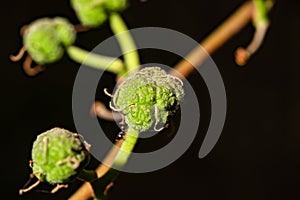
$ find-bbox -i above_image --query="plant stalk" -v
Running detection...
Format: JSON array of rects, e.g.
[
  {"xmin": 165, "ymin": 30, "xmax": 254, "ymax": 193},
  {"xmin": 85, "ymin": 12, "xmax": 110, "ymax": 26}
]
[
  {"xmin": 109, "ymin": 13, "xmax": 140, "ymax": 77},
  {"xmin": 66, "ymin": 45, "xmax": 125, "ymax": 74},
  {"xmin": 69, "ymin": 128, "xmax": 139, "ymax": 200}
]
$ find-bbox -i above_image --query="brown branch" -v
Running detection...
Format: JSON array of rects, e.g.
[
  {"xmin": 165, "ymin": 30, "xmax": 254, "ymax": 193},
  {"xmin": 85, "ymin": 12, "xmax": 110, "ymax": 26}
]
[
  {"xmin": 90, "ymin": 101, "xmax": 122, "ymax": 121},
  {"xmin": 169, "ymin": 1, "xmax": 254, "ymax": 78},
  {"xmin": 68, "ymin": 139, "xmax": 124, "ymax": 200},
  {"xmin": 69, "ymin": 1, "xmax": 268, "ymax": 199}
]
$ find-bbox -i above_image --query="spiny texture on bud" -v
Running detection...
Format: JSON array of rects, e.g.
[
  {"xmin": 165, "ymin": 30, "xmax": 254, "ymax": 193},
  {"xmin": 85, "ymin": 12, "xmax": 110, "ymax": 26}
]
[
  {"xmin": 103, "ymin": 0, "xmax": 128, "ymax": 11},
  {"xmin": 31, "ymin": 128, "xmax": 90, "ymax": 184},
  {"xmin": 112, "ymin": 67, "xmax": 184, "ymax": 131},
  {"xmin": 23, "ymin": 17, "xmax": 76, "ymax": 64},
  {"xmin": 71, "ymin": 0, "xmax": 128, "ymax": 27}
]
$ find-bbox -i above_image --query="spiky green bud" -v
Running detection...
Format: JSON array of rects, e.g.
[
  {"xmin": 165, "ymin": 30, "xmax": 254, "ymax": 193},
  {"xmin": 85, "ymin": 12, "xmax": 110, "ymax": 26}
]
[
  {"xmin": 70, "ymin": 0, "xmax": 128, "ymax": 27},
  {"xmin": 31, "ymin": 128, "xmax": 90, "ymax": 184},
  {"xmin": 112, "ymin": 67, "xmax": 184, "ymax": 131},
  {"xmin": 23, "ymin": 17, "xmax": 76, "ymax": 64}
]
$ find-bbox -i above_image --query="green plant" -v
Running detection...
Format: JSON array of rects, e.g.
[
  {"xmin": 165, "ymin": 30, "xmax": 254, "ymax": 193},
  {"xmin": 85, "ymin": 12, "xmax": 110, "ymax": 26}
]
[{"xmin": 12, "ymin": 0, "xmax": 274, "ymax": 199}]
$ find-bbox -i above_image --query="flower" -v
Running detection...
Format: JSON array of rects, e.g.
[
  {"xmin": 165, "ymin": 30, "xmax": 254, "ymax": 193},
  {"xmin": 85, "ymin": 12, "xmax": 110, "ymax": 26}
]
[
  {"xmin": 31, "ymin": 127, "xmax": 90, "ymax": 184},
  {"xmin": 111, "ymin": 67, "xmax": 184, "ymax": 131},
  {"xmin": 23, "ymin": 17, "xmax": 76, "ymax": 65}
]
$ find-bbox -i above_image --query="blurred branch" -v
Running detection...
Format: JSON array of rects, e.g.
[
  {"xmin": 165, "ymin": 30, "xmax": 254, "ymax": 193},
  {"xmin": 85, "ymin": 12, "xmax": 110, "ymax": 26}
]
[
  {"xmin": 90, "ymin": 101, "xmax": 122, "ymax": 122},
  {"xmin": 69, "ymin": 132, "xmax": 133, "ymax": 200},
  {"xmin": 170, "ymin": 1, "xmax": 254, "ymax": 77}
]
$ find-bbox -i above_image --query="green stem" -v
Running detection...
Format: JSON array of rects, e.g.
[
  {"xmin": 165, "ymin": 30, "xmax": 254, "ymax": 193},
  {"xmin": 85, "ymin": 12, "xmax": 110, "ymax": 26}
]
[
  {"xmin": 253, "ymin": 0, "xmax": 269, "ymax": 27},
  {"xmin": 66, "ymin": 45, "xmax": 125, "ymax": 74},
  {"xmin": 109, "ymin": 13, "xmax": 140, "ymax": 77},
  {"xmin": 90, "ymin": 128, "xmax": 139, "ymax": 200},
  {"xmin": 113, "ymin": 127, "xmax": 139, "ymax": 168}
]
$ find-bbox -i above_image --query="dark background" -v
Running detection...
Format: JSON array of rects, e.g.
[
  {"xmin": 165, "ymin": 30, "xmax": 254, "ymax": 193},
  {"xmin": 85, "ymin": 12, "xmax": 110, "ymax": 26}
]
[{"xmin": 1, "ymin": 0, "xmax": 300, "ymax": 199}]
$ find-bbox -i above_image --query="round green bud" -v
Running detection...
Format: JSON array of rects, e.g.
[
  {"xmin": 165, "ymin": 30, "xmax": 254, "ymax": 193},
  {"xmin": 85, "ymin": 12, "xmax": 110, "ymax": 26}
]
[
  {"xmin": 71, "ymin": 0, "xmax": 107, "ymax": 27},
  {"xmin": 31, "ymin": 127, "xmax": 90, "ymax": 184},
  {"xmin": 23, "ymin": 18, "xmax": 64, "ymax": 64},
  {"xmin": 113, "ymin": 67, "xmax": 184, "ymax": 131},
  {"xmin": 23, "ymin": 17, "xmax": 76, "ymax": 65},
  {"xmin": 70, "ymin": 0, "xmax": 128, "ymax": 28},
  {"xmin": 53, "ymin": 17, "xmax": 76, "ymax": 47}
]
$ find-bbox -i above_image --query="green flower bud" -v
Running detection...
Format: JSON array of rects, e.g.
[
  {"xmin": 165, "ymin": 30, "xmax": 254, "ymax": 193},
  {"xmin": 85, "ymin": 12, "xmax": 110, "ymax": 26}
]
[
  {"xmin": 31, "ymin": 127, "xmax": 90, "ymax": 184},
  {"xmin": 70, "ymin": 0, "xmax": 128, "ymax": 28},
  {"xmin": 112, "ymin": 67, "xmax": 184, "ymax": 131},
  {"xmin": 53, "ymin": 17, "xmax": 76, "ymax": 46},
  {"xmin": 23, "ymin": 17, "xmax": 76, "ymax": 64}
]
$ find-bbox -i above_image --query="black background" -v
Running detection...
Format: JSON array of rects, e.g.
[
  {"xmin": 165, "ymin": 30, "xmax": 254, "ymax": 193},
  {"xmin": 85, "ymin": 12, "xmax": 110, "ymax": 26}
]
[{"xmin": 2, "ymin": 0, "xmax": 300, "ymax": 199}]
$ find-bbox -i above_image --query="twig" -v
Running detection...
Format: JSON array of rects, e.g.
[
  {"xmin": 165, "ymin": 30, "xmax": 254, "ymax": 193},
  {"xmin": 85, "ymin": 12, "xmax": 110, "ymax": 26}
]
[
  {"xmin": 235, "ymin": 0, "xmax": 272, "ymax": 66},
  {"xmin": 68, "ymin": 139, "xmax": 124, "ymax": 200},
  {"xmin": 169, "ymin": 1, "xmax": 254, "ymax": 78}
]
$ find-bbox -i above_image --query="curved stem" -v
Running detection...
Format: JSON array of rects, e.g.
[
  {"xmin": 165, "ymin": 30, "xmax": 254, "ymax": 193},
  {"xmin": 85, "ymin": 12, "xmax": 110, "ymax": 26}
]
[
  {"xmin": 234, "ymin": 0, "xmax": 271, "ymax": 66},
  {"xmin": 92, "ymin": 128, "xmax": 139, "ymax": 200},
  {"xmin": 234, "ymin": 24, "xmax": 269, "ymax": 66},
  {"xmin": 69, "ymin": 128, "xmax": 139, "ymax": 200},
  {"xmin": 23, "ymin": 55, "xmax": 46, "ymax": 76},
  {"xmin": 66, "ymin": 46, "xmax": 125, "ymax": 74},
  {"xmin": 112, "ymin": 127, "xmax": 139, "ymax": 168},
  {"xmin": 10, "ymin": 46, "xmax": 27, "ymax": 62},
  {"xmin": 109, "ymin": 13, "xmax": 140, "ymax": 77}
]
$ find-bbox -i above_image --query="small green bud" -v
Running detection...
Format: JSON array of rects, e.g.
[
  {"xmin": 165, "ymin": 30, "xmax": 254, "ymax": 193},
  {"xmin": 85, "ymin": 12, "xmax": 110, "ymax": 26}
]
[
  {"xmin": 70, "ymin": 0, "xmax": 128, "ymax": 28},
  {"xmin": 112, "ymin": 67, "xmax": 184, "ymax": 131},
  {"xmin": 53, "ymin": 17, "xmax": 76, "ymax": 46},
  {"xmin": 23, "ymin": 17, "xmax": 76, "ymax": 64},
  {"xmin": 74, "ymin": 3, "xmax": 107, "ymax": 28},
  {"xmin": 31, "ymin": 127, "xmax": 90, "ymax": 184}
]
